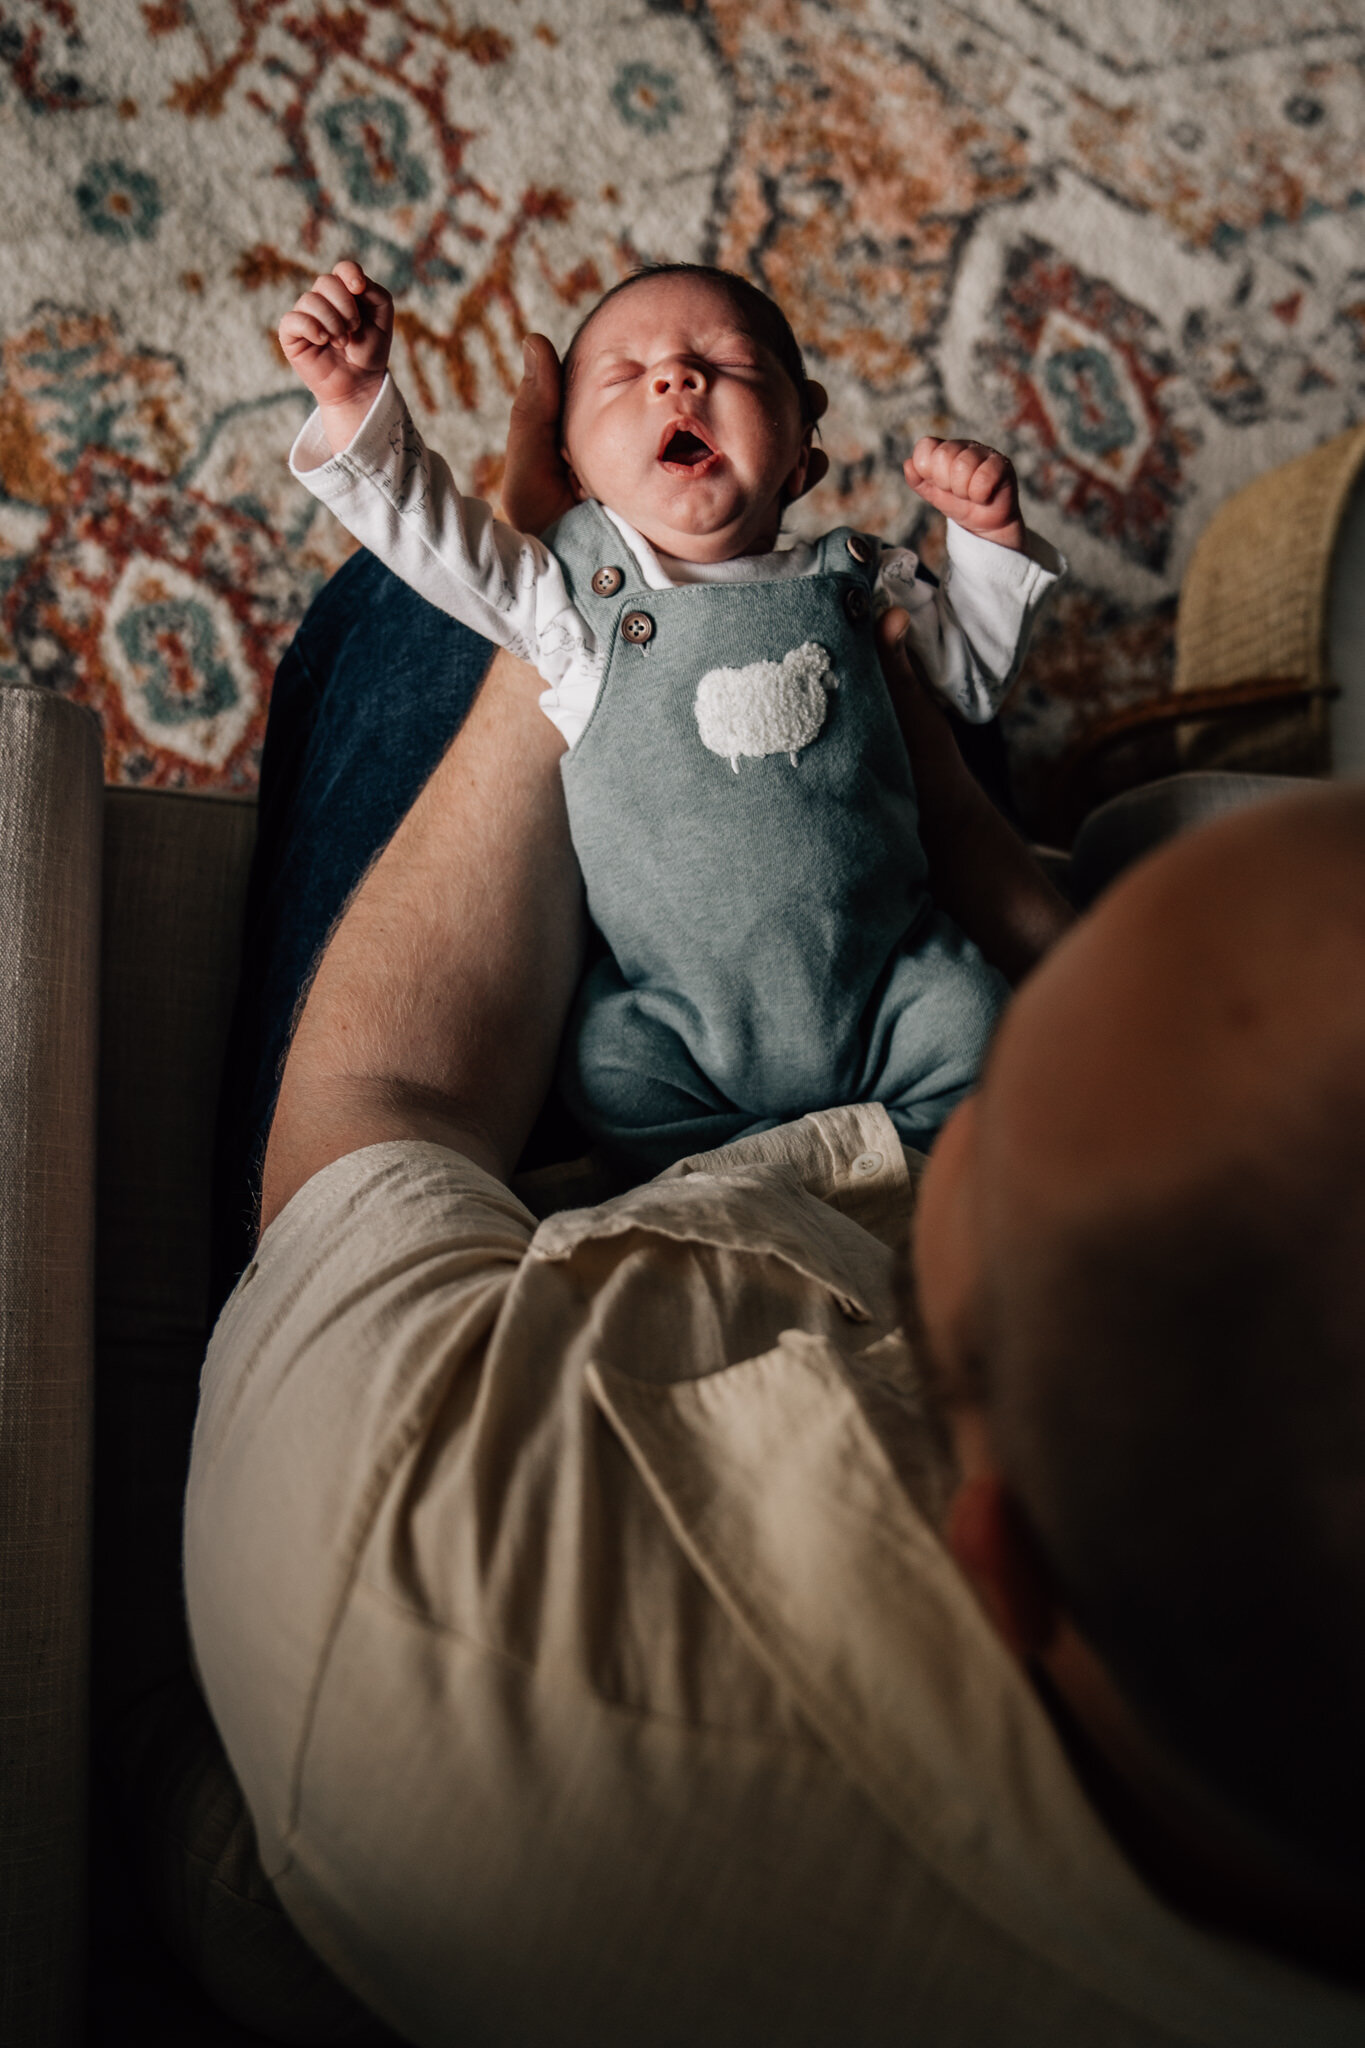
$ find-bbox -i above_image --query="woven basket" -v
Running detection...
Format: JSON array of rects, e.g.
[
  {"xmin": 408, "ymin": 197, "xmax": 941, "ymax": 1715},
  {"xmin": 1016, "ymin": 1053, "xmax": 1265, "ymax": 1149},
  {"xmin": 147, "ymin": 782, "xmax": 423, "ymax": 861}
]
[{"xmin": 1173, "ymin": 422, "xmax": 1365, "ymax": 773}]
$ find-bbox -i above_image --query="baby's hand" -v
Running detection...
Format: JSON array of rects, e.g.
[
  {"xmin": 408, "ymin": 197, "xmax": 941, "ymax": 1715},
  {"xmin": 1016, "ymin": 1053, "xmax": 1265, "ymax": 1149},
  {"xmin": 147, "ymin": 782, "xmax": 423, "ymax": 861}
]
[
  {"xmin": 280, "ymin": 258, "xmax": 394, "ymax": 450},
  {"xmin": 903, "ymin": 438, "xmax": 1025, "ymax": 553}
]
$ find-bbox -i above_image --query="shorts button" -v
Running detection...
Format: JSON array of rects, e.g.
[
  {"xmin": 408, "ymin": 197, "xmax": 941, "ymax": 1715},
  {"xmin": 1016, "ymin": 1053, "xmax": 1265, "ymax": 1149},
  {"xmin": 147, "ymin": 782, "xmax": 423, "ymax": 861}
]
[
  {"xmin": 621, "ymin": 610, "xmax": 655, "ymax": 645},
  {"xmin": 591, "ymin": 565, "xmax": 624, "ymax": 597},
  {"xmin": 845, "ymin": 534, "xmax": 872, "ymax": 564},
  {"xmin": 844, "ymin": 585, "xmax": 869, "ymax": 625},
  {"xmin": 851, "ymin": 1150, "xmax": 884, "ymax": 1179}
]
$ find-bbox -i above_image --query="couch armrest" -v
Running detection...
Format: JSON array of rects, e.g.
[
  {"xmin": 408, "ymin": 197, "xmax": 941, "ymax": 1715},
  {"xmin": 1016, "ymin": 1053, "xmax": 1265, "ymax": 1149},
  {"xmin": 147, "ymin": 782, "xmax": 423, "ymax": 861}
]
[{"xmin": 0, "ymin": 682, "xmax": 103, "ymax": 2047}]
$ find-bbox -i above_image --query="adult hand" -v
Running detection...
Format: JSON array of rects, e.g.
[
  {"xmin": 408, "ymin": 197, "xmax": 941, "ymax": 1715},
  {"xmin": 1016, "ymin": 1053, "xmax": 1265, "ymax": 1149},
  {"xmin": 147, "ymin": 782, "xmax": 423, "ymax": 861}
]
[
  {"xmin": 498, "ymin": 334, "xmax": 833, "ymax": 532},
  {"xmin": 498, "ymin": 335, "xmax": 577, "ymax": 533},
  {"xmin": 877, "ymin": 609, "xmax": 1073, "ymax": 982}
]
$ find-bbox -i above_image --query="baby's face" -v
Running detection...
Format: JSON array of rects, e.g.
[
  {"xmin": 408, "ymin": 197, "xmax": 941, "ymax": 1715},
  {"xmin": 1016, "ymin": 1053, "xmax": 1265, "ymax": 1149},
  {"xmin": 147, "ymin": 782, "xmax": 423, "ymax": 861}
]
[{"xmin": 560, "ymin": 274, "xmax": 812, "ymax": 563}]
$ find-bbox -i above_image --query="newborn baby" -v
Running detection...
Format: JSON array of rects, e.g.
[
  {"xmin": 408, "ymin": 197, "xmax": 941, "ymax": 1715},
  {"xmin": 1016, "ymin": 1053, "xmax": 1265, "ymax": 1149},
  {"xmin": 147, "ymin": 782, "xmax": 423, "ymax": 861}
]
[{"xmin": 282, "ymin": 259, "xmax": 1063, "ymax": 1169}]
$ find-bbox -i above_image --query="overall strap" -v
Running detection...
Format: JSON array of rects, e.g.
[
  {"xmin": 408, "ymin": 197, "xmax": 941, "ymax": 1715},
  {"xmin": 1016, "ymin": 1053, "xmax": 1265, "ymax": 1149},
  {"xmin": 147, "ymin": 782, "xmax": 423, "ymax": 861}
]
[
  {"xmin": 546, "ymin": 506, "xmax": 880, "ymax": 607},
  {"xmin": 541, "ymin": 500, "xmax": 652, "ymax": 627},
  {"xmin": 812, "ymin": 526, "xmax": 880, "ymax": 588}
]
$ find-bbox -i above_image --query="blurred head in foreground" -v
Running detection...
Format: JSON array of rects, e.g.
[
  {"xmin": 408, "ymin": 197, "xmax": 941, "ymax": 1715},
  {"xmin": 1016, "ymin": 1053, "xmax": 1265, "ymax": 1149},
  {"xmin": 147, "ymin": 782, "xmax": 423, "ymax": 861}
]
[{"xmin": 915, "ymin": 783, "xmax": 1365, "ymax": 1971}]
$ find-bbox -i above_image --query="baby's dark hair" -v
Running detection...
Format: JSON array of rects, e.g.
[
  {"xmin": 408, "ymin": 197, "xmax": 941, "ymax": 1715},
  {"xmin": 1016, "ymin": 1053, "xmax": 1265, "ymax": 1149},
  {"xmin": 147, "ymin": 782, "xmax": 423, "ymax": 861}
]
[{"xmin": 558, "ymin": 262, "xmax": 816, "ymax": 440}]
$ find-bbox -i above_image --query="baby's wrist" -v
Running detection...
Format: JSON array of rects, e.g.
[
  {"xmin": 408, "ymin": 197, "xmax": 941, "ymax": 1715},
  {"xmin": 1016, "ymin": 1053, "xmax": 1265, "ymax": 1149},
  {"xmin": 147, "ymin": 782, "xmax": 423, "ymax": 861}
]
[
  {"xmin": 950, "ymin": 513, "xmax": 1027, "ymax": 554},
  {"xmin": 316, "ymin": 374, "xmax": 387, "ymax": 457}
]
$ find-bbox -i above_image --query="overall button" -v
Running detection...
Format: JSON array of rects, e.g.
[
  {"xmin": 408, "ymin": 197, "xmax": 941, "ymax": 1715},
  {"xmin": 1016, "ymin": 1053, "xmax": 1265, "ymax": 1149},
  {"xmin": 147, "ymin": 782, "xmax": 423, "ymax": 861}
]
[
  {"xmin": 621, "ymin": 610, "xmax": 655, "ymax": 645},
  {"xmin": 845, "ymin": 533, "xmax": 872, "ymax": 564},
  {"xmin": 844, "ymin": 584, "xmax": 869, "ymax": 625},
  {"xmin": 851, "ymin": 1150, "xmax": 884, "ymax": 1179},
  {"xmin": 591, "ymin": 565, "xmax": 624, "ymax": 597}
]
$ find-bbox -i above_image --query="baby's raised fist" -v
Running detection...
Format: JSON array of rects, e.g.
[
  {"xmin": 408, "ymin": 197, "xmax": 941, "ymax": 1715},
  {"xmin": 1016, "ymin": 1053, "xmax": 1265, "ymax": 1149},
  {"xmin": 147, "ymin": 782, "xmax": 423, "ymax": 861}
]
[
  {"xmin": 903, "ymin": 436, "xmax": 1025, "ymax": 553},
  {"xmin": 279, "ymin": 258, "xmax": 394, "ymax": 420}
]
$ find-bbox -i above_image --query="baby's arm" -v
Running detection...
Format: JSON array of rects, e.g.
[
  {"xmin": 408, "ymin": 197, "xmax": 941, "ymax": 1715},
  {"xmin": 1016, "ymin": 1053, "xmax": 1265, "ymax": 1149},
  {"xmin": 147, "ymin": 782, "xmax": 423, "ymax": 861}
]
[
  {"xmin": 281, "ymin": 262, "xmax": 588, "ymax": 680},
  {"xmin": 885, "ymin": 438, "xmax": 1063, "ymax": 724}
]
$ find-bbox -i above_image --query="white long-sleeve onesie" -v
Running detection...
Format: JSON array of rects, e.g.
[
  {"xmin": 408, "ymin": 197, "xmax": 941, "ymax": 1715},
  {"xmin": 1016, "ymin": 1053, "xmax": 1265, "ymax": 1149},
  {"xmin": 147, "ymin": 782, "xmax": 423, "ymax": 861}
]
[{"xmin": 290, "ymin": 376, "xmax": 1063, "ymax": 747}]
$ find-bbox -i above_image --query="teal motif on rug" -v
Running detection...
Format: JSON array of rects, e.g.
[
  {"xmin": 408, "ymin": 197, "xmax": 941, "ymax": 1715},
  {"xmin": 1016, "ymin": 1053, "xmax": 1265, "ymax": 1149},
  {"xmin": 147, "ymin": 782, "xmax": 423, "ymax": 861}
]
[
  {"xmin": 611, "ymin": 64, "xmax": 683, "ymax": 135},
  {"xmin": 1042, "ymin": 349, "xmax": 1139, "ymax": 464},
  {"xmin": 112, "ymin": 598, "xmax": 241, "ymax": 727},
  {"xmin": 319, "ymin": 98, "xmax": 432, "ymax": 210},
  {"xmin": 75, "ymin": 161, "xmax": 161, "ymax": 242}
]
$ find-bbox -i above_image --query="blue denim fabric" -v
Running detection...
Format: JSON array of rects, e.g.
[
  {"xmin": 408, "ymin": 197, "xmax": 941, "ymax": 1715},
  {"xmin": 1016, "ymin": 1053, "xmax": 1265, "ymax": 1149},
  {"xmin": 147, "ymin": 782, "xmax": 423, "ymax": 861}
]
[{"xmin": 210, "ymin": 551, "xmax": 495, "ymax": 1314}]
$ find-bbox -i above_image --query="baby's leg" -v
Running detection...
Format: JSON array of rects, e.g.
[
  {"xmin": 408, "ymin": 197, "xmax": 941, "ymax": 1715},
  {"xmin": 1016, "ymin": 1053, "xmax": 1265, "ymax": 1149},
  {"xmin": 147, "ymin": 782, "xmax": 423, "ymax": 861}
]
[
  {"xmin": 560, "ymin": 957, "xmax": 760, "ymax": 1174},
  {"xmin": 859, "ymin": 913, "xmax": 1009, "ymax": 1151}
]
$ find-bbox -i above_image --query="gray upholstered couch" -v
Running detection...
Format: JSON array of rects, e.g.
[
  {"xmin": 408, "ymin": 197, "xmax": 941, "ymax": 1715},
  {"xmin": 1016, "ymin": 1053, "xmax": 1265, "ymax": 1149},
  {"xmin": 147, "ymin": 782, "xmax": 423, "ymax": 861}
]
[{"xmin": 0, "ymin": 682, "xmax": 399, "ymax": 2046}]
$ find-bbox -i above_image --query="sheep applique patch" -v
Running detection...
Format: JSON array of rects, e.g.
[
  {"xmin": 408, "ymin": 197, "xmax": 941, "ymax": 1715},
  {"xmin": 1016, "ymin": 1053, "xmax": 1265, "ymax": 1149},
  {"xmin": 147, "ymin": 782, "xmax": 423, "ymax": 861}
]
[{"xmin": 693, "ymin": 642, "xmax": 838, "ymax": 772}]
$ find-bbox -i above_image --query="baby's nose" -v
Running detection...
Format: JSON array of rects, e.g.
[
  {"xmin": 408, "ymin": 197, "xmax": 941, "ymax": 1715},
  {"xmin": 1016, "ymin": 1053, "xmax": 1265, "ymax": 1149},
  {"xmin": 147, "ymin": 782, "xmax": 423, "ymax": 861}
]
[{"xmin": 650, "ymin": 356, "xmax": 708, "ymax": 396}]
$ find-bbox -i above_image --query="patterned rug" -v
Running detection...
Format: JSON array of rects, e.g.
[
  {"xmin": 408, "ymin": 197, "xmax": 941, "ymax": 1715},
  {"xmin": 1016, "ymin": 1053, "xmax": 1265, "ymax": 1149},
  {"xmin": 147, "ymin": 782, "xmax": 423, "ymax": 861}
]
[{"xmin": 2, "ymin": 0, "xmax": 1362, "ymax": 827}]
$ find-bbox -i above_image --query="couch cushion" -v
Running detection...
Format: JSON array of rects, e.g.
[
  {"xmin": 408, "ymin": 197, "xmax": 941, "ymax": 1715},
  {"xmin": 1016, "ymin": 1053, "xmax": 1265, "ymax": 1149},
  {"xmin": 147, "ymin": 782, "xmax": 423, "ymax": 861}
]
[
  {"xmin": 94, "ymin": 787, "xmax": 257, "ymax": 1729},
  {"xmin": 0, "ymin": 683, "xmax": 103, "ymax": 2048},
  {"xmin": 93, "ymin": 786, "xmax": 396, "ymax": 2043}
]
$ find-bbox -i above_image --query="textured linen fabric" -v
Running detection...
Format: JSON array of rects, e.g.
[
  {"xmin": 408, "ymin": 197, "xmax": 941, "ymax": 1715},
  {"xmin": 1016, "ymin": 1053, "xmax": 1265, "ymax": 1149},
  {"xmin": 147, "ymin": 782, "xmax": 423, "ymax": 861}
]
[
  {"xmin": 0, "ymin": 683, "xmax": 102, "ymax": 2048},
  {"xmin": 186, "ymin": 1107, "xmax": 1365, "ymax": 2048}
]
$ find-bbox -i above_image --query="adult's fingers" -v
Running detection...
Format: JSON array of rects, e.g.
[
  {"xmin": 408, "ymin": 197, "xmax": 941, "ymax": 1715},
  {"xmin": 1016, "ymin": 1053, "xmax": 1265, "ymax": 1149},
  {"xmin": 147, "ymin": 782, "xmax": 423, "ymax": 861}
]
[
  {"xmin": 875, "ymin": 606, "xmax": 966, "ymax": 813},
  {"xmin": 876, "ymin": 605, "xmax": 928, "ymax": 687},
  {"xmin": 499, "ymin": 333, "xmax": 576, "ymax": 531},
  {"xmin": 510, "ymin": 333, "xmax": 562, "ymax": 434},
  {"xmin": 875, "ymin": 609, "xmax": 959, "ymax": 790}
]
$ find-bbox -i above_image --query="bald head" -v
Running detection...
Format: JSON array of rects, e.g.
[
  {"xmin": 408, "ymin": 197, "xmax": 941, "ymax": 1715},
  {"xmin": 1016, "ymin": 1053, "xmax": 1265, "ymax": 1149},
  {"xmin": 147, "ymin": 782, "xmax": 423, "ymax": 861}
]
[{"xmin": 918, "ymin": 783, "xmax": 1365, "ymax": 1890}]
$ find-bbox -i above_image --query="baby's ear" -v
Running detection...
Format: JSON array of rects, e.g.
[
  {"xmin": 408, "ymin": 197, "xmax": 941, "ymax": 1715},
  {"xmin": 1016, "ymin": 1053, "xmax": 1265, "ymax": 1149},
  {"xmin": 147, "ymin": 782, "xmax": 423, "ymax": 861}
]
[
  {"xmin": 793, "ymin": 382, "xmax": 830, "ymax": 501},
  {"xmin": 561, "ymin": 449, "xmax": 588, "ymax": 505},
  {"xmin": 784, "ymin": 427, "xmax": 826, "ymax": 505}
]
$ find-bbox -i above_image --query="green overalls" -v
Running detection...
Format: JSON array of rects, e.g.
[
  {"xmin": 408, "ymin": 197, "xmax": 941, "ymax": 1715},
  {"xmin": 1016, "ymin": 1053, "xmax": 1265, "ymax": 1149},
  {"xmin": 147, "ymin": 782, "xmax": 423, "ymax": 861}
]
[{"xmin": 548, "ymin": 501, "xmax": 1007, "ymax": 1171}]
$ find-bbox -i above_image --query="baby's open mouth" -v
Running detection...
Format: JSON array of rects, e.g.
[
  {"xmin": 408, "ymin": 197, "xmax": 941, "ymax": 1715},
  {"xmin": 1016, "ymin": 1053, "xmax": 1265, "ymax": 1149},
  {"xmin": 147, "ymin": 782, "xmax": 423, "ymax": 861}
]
[{"xmin": 659, "ymin": 423, "xmax": 718, "ymax": 470}]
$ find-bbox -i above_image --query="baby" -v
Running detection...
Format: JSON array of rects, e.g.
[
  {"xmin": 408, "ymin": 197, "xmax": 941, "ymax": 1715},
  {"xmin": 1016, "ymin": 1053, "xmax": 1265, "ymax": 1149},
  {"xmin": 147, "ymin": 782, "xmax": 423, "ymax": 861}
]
[{"xmin": 282, "ymin": 258, "xmax": 1063, "ymax": 1169}]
